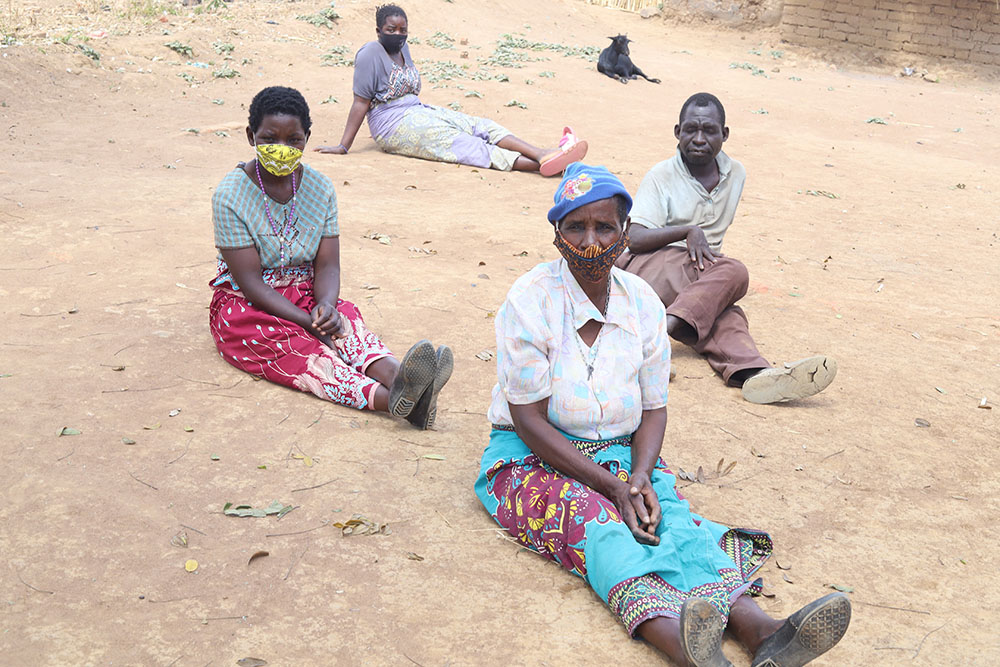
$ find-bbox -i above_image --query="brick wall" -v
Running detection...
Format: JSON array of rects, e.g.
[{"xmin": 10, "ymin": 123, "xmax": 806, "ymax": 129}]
[{"xmin": 780, "ymin": 0, "xmax": 1000, "ymax": 66}]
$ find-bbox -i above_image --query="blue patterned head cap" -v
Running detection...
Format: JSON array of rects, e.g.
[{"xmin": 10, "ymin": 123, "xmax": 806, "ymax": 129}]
[{"xmin": 547, "ymin": 162, "xmax": 633, "ymax": 224}]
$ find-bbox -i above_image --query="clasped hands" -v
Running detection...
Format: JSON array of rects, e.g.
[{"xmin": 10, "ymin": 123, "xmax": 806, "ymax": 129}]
[
  {"xmin": 607, "ymin": 472, "xmax": 662, "ymax": 546},
  {"xmin": 310, "ymin": 301, "xmax": 348, "ymax": 345}
]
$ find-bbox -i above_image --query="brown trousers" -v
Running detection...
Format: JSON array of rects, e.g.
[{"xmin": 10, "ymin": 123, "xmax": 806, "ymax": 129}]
[{"xmin": 616, "ymin": 246, "xmax": 769, "ymax": 384}]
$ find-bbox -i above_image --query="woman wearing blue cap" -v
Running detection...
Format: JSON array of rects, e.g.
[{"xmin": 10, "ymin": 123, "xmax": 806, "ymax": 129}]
[{"xmin": 474, "ymin": 163, "xmax": 850, "ymax": 666}]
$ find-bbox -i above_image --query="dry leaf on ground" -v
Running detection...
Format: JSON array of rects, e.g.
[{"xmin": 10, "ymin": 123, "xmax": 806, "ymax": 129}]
[
  {"xmin": 224, "ymin": 500, "xmax": 294, "ymax": 518},
  {"xmin": 247, "ymin": 550, "xmax": 269, "ymax": 566},
  {"xmin": 333, "ymin": 514, "xmax": 390, "ymax": 536}
]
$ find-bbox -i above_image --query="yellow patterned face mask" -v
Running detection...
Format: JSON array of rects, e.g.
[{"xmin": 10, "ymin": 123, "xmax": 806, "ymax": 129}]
[{"xmin": 254, "ymin": 143, "xmax": 303, "ymax": 177}]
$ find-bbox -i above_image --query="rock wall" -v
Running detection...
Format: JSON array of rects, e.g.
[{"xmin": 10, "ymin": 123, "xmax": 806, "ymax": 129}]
[
  {"xmin": 779, "ymin": 0, "xmax": 1000, "ymax": 65},
  {"xmin": 654, "ymin": 0, "xmax": 785, "ymax": 26}
]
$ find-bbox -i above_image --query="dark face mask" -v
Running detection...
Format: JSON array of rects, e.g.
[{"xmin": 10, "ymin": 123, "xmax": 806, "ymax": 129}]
[
  {"xmin": 378, "ymin": 33, "xmax": 407, "ymax": 54},
  {"xmin": 553, "ymin": 225, "xmax": 629, "ymax": 285}
]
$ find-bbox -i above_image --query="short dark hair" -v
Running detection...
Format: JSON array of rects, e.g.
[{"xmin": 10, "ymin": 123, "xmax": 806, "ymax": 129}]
[
  {"xmin": 376, "ymin": 4, "xmax": 407, "ymax": 29},
  {"xmin": 679, "ymin": 92, "xmax": 725, "ymax": 127},
  {"xmin": 248, "ymin": 86, "xmax": 312, "ymax": 134}
]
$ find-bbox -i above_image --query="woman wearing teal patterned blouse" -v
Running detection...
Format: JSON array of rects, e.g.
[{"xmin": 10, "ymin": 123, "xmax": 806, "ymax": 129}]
[
  {"xmin": 314, "ymin": 4, "xmax": 587, "ymax": 176},
  {"xmin": 209, "ymin": 86, "xmax": 451, "ymax": 428},
  {"xmin": 475, "ymin": 163, "xmax": 851, "ymax": 666}
]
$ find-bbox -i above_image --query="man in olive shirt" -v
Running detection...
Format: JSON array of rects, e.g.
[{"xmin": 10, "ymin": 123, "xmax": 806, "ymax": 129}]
[{"xmin": 617, "ymin": 92, "xmax": 836, "ymax": 404}]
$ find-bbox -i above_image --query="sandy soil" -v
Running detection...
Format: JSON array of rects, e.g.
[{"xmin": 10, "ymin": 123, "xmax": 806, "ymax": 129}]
[{"xmin": 1, "ymin": 0, "xmax": 999, "ymax": 664}]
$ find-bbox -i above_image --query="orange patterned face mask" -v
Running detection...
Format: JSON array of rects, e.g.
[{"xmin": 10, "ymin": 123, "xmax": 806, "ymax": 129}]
[
  {"xmin": 553, "ymin": 225, "xmax": 629, "ymax": 284},
  {"xmin": 254, "ymin": 142, "xmax": 303, "ymax": 177}
]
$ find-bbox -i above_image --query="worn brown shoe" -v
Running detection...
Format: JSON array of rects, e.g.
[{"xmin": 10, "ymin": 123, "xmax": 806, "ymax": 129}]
[
  {"xmin": 406, "ymin": 345, "xmax": 453, "ymax": 430},
  {"xmin": 741, "ymin": 356, "xmax": 837, "ymax": 405},
  {"xmin": 751, "ymin": 592, "xmax": 851, "ymax": 666},
  {"xmin": 680, "ymin": 598, "xmax": 732, "ymax": 667},
  {"xmin": 388, "ymin": 340, "xmax": 436, "ymax": 418}
]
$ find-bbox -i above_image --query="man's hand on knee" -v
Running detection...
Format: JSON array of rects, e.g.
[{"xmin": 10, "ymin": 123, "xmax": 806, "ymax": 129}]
[{"xmin": 685, "ymin": 227, "xmax": 720, "ymax": 270}]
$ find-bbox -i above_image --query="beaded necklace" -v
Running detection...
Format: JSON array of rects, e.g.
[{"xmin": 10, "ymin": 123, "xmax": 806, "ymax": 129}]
[
  {"xmin": 254, "ymin": 159, "xmax": 298, "ymax": 268},
  {"xmin": 568, "ymin": 276, "xmax": 613, "ymax": 381}
]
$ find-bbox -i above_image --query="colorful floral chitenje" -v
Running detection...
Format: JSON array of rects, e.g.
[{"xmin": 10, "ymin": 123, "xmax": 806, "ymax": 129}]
[{"xmin": 476, "ymin": 428, "xmax": 772, "ymax": 636}]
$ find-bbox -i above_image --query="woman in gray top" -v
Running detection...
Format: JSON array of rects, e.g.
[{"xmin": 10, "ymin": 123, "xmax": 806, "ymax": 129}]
[{"xmin": 314, "ymin": 4, "xmax": 587, "ymax": 176}]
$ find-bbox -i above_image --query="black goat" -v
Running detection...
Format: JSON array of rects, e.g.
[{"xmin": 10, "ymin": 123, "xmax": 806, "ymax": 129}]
[{"xmin": 597, "ymin": 34, "xmax": 660, "ymax": 84}]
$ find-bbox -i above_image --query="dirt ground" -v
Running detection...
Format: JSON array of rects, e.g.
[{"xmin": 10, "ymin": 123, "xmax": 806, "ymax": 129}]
[{"xmin": 1, "ymin": 0, "xmax": 998, "ymax": 664}]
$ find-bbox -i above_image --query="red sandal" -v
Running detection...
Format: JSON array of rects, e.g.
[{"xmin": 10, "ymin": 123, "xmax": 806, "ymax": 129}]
[{"xmin": 539, "ymin": 126, "xmax": 589, "ymax": 177}]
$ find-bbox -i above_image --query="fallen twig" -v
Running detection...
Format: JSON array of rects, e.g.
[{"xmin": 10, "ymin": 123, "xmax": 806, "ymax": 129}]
[
  {"xmin": 854, "ymin": 600, "xmax": 931, "ymax": 615},
  {"xmin": 167, "ymin": 439, "xmax": 192, "ymax": 465},
  {"xmin": 214, "ymin": 378, "xmax": 244, "ymax": 391},
  {"xmin": 821, "ymin": 448, "xmax": 845, "ymax": 461},
  {"xmin": 56, "ymin": 450, "xmax": 75, "ymax": 462},
  {"xmin": 717, "ymin": 425, "xmax": 741, "ymax": 440},
  {"xmin": 291, "ymin": 479, "xmax": 336, "ymax": 493},
  {"xmin": 874, "ymin": 622, "xmax": 946, "ymax": 657},
  {"xmin": 101, "ymin": 383, "xmax": 182, "ymax": 394},
  {"xmin": 17, "ymin": 570, "xmax": 54, "ymax": 595},
  {"xmin": 718, "ymin": 470, "xmax": 764, "ymax": 489},
  {"xmin": 913, "ymin": 623, "xmax": 946, "ymax": 659},
  {"xmin": 465, "ymin": 299, "xmax": 492, "ymax": 312},
  {"xmin": 176, "ymin": 375, "xmax": 220, "ymax": 387},
  {"xmin": 495, "ymin": 529, "xmax": 538, "ymax": 554},
  {"xmin": 399, "ymin": 437, "xmax": 454, "ymax": 450},
  {"xmin": 180, "ymin": 524, "xmax": 207, "ymax": 536},
  {"xmin": 266, "ymin": 520, "xmax": 329, "ymax": 538},
  {"xmin": 128, "ymin": 471, "xmax": 158, "ymax": 490},
  {"xmin": 739, "ymin": 407, "xmax": 767, "ymax": 420},
  {"xmin": 284, "ymin": 542, "xmax": 311, "ymax": 581},
  {"xmin": 401, "ymin": 652, "xmax": 426, "ymax": 667}
]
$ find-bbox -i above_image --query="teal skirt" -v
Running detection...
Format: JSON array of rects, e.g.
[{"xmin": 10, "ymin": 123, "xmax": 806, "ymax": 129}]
[{"xmin": 475, "ymin": 427, "xmax": 772, "ymax": 635}]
